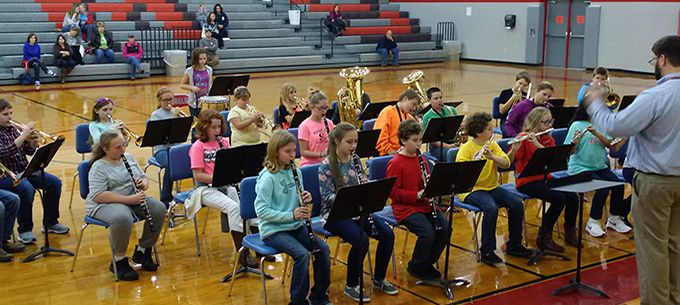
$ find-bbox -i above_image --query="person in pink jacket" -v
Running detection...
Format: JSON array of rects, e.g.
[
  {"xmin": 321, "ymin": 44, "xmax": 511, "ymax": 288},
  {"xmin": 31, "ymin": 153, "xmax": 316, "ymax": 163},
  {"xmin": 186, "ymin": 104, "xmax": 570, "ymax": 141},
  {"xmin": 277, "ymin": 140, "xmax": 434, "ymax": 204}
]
[{"xmin": 122, "ymin": 34, "xmax": 144, "ymax": 80}]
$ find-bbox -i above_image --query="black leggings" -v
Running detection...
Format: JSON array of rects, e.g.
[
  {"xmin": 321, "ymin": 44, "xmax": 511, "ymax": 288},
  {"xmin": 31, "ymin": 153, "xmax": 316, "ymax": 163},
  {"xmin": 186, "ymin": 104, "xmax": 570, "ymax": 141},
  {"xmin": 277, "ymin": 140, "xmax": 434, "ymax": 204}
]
[
  {"xmin": 27, "ymin": 58, "xmax": 49, "ymax": 81},
  {"xmin": 518, "ymin": 179, "xmax": 579, "ymax": 231}
]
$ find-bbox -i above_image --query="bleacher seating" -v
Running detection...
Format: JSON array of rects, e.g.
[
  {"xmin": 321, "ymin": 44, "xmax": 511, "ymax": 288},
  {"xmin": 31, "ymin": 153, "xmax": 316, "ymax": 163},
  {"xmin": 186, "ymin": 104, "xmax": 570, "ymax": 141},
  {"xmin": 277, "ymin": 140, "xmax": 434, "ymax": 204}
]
[{"xmin": 0, "ymin": 0, "xmax": 454, "ymax": 84}]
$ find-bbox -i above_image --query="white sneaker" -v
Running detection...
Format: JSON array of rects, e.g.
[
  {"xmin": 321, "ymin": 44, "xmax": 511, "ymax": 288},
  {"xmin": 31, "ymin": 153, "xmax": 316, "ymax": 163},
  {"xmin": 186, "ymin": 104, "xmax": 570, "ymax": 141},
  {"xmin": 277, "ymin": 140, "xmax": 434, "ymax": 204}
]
[
  {"xmin": 606, "ymin": 215, "xmax": 632, "ymax": 233},
  {"xmin": 47, "ymin": 70, "xmax": 57, "ymax": 77},
  {"xmin": 586, "ymin": 218, "xmax": 606, "ymax": 237}
]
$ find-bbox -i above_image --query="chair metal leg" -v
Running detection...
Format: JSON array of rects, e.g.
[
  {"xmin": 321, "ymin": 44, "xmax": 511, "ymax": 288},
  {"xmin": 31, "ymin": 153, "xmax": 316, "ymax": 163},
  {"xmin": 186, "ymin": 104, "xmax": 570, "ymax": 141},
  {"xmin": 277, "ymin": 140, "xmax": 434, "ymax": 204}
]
[
  {"xmin": 69, "ymin": 171, "xmax": 78, "ymax": 209},
  {"xmin": 156, "ymin": 168, "xmax": 162, "ymax": 199},
  {"xmin": 228, "ymin": 246, "xmax": 246, "ymax": 296},
  {"xmin": 391, "ymin": 251, "xmax": 397, "ymax": 278},
  {"xmin": 193, "ymin": 217, "xmax": 201, "ymax": 256},
  {"xmin": 160, "ymin": 202, "xmax": 177, "ymax": 246},
  {"xmin": 260, "ymin": 256, "xmax": 269, "ymax": 305},
  {"xmin": 281, "ymin": 255, "xmax": 290, "ymax": 285},
  {"xmin": 332, "ymin": 237, "xmax": 341, "ymax": 265},
  {"xmin": 70, "ymin": 223, "xmax": 88, "ymax": 272},
  {"xmin": 202, "ymin": 208, "xmax": 210, "ymax": 235},
  {"xmin": 108, "ymin": 228, "xmax": 119, "ymax": 281},
  {"xmin": 473, "ymin": 212, "xmax": 482, "ymax": 262},
  {"xmin": 522, "ymin": 200, "xmax": 529, "ymax": 247},
  {"xmin": 366, "ymin": 245, "xmax": 374, "ymax": 280},
  {"xmin": 401, "ymin": 227, "xmax": 411, "ymax": 254},
  {"xmin": 153, "ymin": 245, "xmax": 160, "ymax": 266}
]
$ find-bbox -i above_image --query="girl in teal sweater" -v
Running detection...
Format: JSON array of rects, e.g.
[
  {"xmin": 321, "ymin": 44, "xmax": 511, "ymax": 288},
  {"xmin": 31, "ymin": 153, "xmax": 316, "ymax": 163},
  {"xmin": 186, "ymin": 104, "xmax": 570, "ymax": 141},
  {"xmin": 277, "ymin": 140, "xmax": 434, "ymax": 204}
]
[{"xmin": 254, "ymin": 130, "xmax": 331, "ymax": 305}]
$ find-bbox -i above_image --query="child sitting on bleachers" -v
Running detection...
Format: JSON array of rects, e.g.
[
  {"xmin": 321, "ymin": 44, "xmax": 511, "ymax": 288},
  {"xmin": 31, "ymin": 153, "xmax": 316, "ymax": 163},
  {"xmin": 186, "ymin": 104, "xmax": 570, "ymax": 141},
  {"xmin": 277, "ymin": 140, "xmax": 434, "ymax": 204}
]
[{"xmin": 22, "ymin": 33, "xmax": 56, "ymax": 90}]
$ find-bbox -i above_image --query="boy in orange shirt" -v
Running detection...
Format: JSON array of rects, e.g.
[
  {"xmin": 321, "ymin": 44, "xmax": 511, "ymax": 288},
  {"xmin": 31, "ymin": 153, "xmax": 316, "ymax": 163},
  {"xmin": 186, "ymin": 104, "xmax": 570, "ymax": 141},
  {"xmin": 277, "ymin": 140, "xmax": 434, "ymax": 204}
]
[{"xmin": 374, "ymin": 89, "xmax": 419, "ymax": 155}]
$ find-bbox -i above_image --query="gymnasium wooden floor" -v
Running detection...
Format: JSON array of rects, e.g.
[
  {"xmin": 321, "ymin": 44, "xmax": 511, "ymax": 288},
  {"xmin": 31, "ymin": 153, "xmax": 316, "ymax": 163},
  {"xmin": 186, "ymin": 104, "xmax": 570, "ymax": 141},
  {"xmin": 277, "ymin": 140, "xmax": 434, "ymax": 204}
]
[{"xmin": 0, "ymin": 61, "xmax": 654, "ymax": 305}]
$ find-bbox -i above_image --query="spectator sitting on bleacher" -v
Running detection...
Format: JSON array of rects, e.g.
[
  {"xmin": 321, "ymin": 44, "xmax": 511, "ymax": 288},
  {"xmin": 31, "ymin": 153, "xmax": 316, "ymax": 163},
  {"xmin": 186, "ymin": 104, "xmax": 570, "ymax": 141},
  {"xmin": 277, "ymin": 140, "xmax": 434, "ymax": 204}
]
[
  {"xmin": 376, "ymin": 30, "xmax": 399, "ymax": 67},
  {"xmin": 65, "ymin": 26, "xmax": 84, "ymax": 65},
  {"xmin": 206, "ymin": 13, "xmax": 219, "ymax": 42},
  {"xmin": 196, "ymin": 4, "xmax": 209, "ymax": 30},
  {"xmin": 62, "ymin": 4, "xmax": 80, "ymax": 34},
  {"xmin": 53, "ymin": 34, "xmax": 77, "ymax": 84},
  {"xmin": 22, "ymin": 33, "xmax": 56, "ymax": 90},
  {"xmin": 199, "ymin": 29, "xmax": 219, "ymax": 68},
  {"xmin": 123, "ymin": 34, "xmax": 144, "ymax": 80},
  {"xmin": 91, "ymin": 22, "xmax": 115, "ymax": 64},
  {"xmin": 77, "ymin": 3, "xmax": 97, "ymax": 41},
  {"xmin": 213, "ymin": 4, "xmax": 230, "ymax": 48},
  {"xmin": 328, "ymin": 5, "xmax": 346, "ymax": 37}
]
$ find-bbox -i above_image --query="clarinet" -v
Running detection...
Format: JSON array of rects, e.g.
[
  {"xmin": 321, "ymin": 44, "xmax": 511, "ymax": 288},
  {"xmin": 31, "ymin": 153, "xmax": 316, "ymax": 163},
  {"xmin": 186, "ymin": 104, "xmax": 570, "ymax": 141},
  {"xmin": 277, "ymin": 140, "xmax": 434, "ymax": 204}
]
[
  {"xmin": 290, "ymin": 162, "xmax": 320, "ymax": 255},
  {"xmin": 415, "ymin": 150, "xmax": 442, "ymax": 231},
  {"xmin": 351, "ymin": 152, "xmax": 378, "ymax": 236},
  {"xmin": 121, "ymin": 154, "xmax": 155, "ymax": 230}
]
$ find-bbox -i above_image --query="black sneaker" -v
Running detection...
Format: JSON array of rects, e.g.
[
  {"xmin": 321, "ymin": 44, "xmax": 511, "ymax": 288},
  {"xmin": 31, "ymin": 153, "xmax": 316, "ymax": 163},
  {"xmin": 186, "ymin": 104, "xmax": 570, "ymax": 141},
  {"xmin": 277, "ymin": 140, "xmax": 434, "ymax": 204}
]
[
  {"xmin": 425, "ymin": 265, "xmax": 441, "ymax": 279},
  {"xmin": 109, "ymin": 258, "xmax": 139, "ymax": 281},
  {"xmin": 407, "ymin": 264, "xmax": 434, "ymax": 281},
  {"xmin": 481, "ymin": 251, "xmax": 504, "ymax": 266},
  {"xmin": 343, "ymin": 285, "xmax": 370, "ymax": 302},
  {"xmin": 373, "ymin": 278, "xmax": 399, "ymax": 295},
  {"xmin": 131, "ymin": 245, "xmax": 158, "ymax": 271},
  {"xmin": 0, "ymin": 248, "xmax": 13, "ymax": 262},
  {"xmin": 2, "ymin": 240, "xmax": 26, "ymax": 253},
  {"xmin": 505, "ymin": 244, "xmax": 534, "ymax": 258}
]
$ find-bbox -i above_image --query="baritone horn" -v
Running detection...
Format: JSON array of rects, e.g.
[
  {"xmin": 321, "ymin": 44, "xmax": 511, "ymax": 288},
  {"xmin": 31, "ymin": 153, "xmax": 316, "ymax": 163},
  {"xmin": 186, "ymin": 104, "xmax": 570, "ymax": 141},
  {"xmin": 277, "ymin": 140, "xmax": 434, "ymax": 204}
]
[
  {"xmin": 10, "ymin": 120, "xmax": 63, "ymax": 145},
  {"xmin": 107, "ymin": 115, "xmax": 143, "ymax": 146},
  {"xmin": 337, "ymin": 66, "xmax": 370, "ymax": 129},
  {"xmin": 402, "ymin": 70, "xmax": 429, "ymax": 118}
]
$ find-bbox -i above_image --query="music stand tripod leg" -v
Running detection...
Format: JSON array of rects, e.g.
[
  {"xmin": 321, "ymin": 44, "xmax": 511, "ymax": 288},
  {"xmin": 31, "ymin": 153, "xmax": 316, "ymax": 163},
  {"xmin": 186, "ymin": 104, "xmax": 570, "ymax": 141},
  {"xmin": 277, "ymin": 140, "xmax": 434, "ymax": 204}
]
[{"xmin": 220, "ymin": 220, "xmax": 274, "ymax": 283}]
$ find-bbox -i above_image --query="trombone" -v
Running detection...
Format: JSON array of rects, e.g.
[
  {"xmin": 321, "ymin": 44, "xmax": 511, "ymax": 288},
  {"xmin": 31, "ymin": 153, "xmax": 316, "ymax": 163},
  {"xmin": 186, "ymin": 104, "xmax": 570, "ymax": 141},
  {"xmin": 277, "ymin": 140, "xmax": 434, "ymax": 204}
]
[
  {"xmin": 107, "ymin": 115, "xmax": 143, "ymax": 147},
  {"xmin": 10, "ymin": 120, "xmax": 64, "ymax": 146},
  {"xmin": 604, "ymin": 78, "xmax": 621, "ymax": 108}
]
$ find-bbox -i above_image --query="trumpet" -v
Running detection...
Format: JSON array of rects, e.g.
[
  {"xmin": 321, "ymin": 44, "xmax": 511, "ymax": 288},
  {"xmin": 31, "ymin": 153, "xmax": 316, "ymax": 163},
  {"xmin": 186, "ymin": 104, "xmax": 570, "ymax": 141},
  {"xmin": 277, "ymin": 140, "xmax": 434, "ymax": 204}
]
[
  {"xmin": 508, "ymin": 128, "xmax": 554, "ymax": 145},
  {"xmin": 107, "ymin": 115, "xmax": 143, "ymax": 147},
  {"xmin": 247, "ymin": 105, "xmax": 274, "ymax": 137},
  {"xmin": 10, "ymin": 120, "xmax": 63, "ymax": 145},
  {"xmin": 473, "ymin": 133, "xmax": 500, "ymax": 160},
  {"xmin": 173, "ymin": 107, "xmax": 189, "ymax": 118},
  {"xmin": 294, "ymin": 96, "xmax": 309, "ymax": 111}
]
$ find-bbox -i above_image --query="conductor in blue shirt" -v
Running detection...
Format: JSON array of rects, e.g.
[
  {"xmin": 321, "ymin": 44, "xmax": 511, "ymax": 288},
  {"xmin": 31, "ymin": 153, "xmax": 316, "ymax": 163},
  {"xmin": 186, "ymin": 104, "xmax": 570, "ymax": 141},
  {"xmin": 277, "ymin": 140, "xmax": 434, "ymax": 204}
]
[
  {"xmin": 582, "ymin": 35, "xmax": 680, "ymax": 305},
  {"xmin": 376, "ymin": 30, "xmax": 399, "ymax": 67}
]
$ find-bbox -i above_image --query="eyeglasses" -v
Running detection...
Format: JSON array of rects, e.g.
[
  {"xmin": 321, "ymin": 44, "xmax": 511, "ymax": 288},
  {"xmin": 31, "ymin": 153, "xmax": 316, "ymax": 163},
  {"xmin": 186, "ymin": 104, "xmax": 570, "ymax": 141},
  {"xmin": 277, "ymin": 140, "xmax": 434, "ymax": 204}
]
[
  {"xmin": 540, "ymin": 118, "xmax": 554, "ymax": 125},
  {"xmin": 648, "ymin": 56, "xmax": 658, "ymax": 65},
  {"xmin": 161, "ymin": 98, "xmax": 174, "ymax": 103}
]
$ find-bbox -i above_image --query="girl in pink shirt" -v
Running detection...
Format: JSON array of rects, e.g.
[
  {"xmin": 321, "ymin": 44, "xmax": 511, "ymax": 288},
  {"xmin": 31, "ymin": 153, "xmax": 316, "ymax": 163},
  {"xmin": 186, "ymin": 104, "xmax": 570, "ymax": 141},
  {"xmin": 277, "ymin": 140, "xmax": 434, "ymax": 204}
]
[{"xmin": 298, "ymin": 90, "xmax": 334, "ymax": 166}]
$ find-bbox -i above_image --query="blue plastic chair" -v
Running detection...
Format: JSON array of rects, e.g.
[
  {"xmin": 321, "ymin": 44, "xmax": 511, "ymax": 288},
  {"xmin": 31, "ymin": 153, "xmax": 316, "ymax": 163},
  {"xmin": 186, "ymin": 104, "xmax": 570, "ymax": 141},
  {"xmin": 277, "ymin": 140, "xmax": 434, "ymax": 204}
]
[
  {"xmin": 219, "ymin": 110, "xmax": 233, "ymax": 139},
  {"xmin": 362, "ymin": 118, "xmax": 376, "ymax": 131},
  {"xmin": 140, "ymin": 120, "xmax": 167, "ymax": 197},
  {"xmin": 228, "ymin": 176, "xmax": 285, "ymax": 305},
  {"xmin": 287, "ymin": 128, "xmax": 301, "ymax": 158},
  {"xmin": 273, "ymin": 107, "xmax": 283, "ymax": 126},
  {"xmin": 492, "ymin": 96, "xmax": 501, "ymax": 125},
  {"xmin": 446, "ymin": 147, "xmax": 459, "ymax": 162},
  {"xmin": 301, "ymin": 164, "xmax": 343, "ymax": 265},
  {"xmin": 70, "ymin": 123, "xmax": 94, "ymax": 209},
  {"xmin": 550, "ymin": 128, "xmax": 569, "ymax": 147},
  {"xmin": 70, "ymin": 161, "xmax": 159, "ymax": 281},
  {"xmin": 159, "ymin": 144, "xmax": 202, "ymax": 256}
]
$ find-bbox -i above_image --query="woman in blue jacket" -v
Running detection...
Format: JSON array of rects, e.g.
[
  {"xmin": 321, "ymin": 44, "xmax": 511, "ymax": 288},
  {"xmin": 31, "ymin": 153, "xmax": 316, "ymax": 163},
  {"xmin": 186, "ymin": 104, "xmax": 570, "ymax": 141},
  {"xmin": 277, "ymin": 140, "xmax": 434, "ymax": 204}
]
[
  {"xmin": 22, "ymin": 33, "xmax": 56, "ymax": 90},
  {"xmin": 213, "ymin": 4, "xmax": 229, "ymax": 49}
]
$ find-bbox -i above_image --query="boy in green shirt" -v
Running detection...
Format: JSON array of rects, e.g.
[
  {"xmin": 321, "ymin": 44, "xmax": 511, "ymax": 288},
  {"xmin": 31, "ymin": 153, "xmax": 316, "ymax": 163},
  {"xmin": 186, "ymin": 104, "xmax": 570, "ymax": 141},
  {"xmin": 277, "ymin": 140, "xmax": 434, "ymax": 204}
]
[{"xmin": 421, "ymin": 87, "xmax": 459, "ymax": 160}]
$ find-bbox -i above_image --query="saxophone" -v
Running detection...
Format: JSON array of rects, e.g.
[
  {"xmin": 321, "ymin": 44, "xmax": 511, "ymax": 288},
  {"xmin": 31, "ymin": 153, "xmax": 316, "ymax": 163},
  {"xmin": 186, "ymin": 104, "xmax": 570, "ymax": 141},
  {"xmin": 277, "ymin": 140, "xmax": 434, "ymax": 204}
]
[{"xmin": 337, "ymin": 66, "xmax": 370, "ymax": 129}]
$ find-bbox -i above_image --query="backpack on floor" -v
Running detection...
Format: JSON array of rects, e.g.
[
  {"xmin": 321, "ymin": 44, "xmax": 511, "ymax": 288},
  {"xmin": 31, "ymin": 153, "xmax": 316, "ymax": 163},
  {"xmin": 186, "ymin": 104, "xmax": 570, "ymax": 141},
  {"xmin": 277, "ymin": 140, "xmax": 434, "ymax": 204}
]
[{"xmin": 18, "ymin": 72, "xmax": 33, "ymax": 85}]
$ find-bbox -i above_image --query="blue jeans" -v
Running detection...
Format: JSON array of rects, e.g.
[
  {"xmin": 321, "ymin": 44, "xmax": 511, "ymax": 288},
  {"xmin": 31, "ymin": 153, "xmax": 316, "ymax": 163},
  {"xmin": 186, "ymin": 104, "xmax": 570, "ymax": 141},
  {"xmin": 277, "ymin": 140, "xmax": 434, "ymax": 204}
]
[
  {"xmin": 27, "ymin": 58, "xmax": 49, "ymax": 82},
  {"xmin": 0, "ymin": 187, "xmax": 20, "ymax": 246},
  {"xmin": 377, "ymin": 47, "xmax": 399, "ymax": 66},
  {"xmin": 81, "ymin": 24, "xmax": 97, "ymax": 41},
  {"xmin": 0, "ymin": 172, "xmax": 62, "ymax": 233},
  {"xmin": 126, "ymin": 56, "xmax": 141, "ymax": 78},
  {"xmin": 263, "ymin": 226, "xmax": 331, "ymax": 305},
  {"xmin": 428, "ymin": 144, "xmax": 453, "ymax": 162},
  {"xmin": 324, "ymin": 215, "xmax": 394, "ymax": 286},
  {"xmin": 588, "ymin": 168, "xmax": 627, "ymax": 219},
  {"xmin": 463, "ymin": 187, "xmax": 524, "ymax": 254},
  {"xmin": 153, "ymin": 149, "xmax": 173, "ymax": 204},
  {"xmin": 400, "ymin": 211, "xmax": 450, "ymax": 270},
  {"xmin": 95, "ymin": 48, "xmax": 115, "ymax": 64}
]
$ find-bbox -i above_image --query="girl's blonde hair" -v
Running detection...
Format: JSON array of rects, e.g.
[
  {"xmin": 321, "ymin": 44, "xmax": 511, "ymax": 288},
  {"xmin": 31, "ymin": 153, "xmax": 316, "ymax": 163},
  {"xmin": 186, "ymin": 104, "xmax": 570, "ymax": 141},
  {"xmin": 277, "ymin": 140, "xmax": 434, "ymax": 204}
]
[
  {"xmin": 234, "ymin": 86, "xmax": 251, "ymax": 100},
  {"xmin": 155, "ymin": 86, "xmax": 173, "ymax": 109},
  {"xmin": 90, "ymin": 130, "xmax": 123, "ymax": 163},
  {"xmin": 279, "ymin": 83, "xmax": 297, "ymax": 112},
  {"xmin": 264, "ymin": 130, "xmax": 296, "ymax": 173},
  {"xmin": 308, "ymin": 90, "xmax": 327, "ymax": 106},
  {"xmin": 522, "ymin": 107, "xmax": 551, "ymax": 133}
]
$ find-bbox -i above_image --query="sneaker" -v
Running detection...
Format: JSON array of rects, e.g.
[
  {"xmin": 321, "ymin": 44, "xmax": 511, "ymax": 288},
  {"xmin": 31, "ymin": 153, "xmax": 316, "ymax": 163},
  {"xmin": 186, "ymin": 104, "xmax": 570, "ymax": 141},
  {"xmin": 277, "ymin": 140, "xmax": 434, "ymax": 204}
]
[
  {"xmin": 17, "ymin": 231, "xmax": 37, "ymax": 244},
  {"xmin": 425, "ymin": 265, "xmax": 441, "ymax": 279},
  {"xmin": 373, "ymin": 278, "xmax": 399, "ymax": 295},
  {"xmin": 224, "ymin": 37, "xmax": 231, "ymax": 41},
  {"xmin": 480, "ymin": 251, "xmax": 504, "ymax": 266},
  {"xmin": 406, "ymin": 264, "xmax": 434, "ymax": 281},
  {"xmin": 109, "ymin": 258, "xmax": 139, "ymax": 281},
  {"xmin": 586, "ymin": 218, "xmax": 606, "ymax": 237},
  {"xmin": 34, "ymin": 81, "xmax": 41, "ymax": 90},
  {"xmin": 343, "ymin": 285, "xmax": 370, "ymax": 302},
  {"xmin": 0, "ymin": 248, "xmax": 13, "ymax": 262},
  {"xmin": 138, "ymin": 68, "xmax": 145, "ymax": 74},
  {"xmin": 2, "ymin": 240, "xmax": 26, "ymax": 253},
  {"xmin": 621, "ymin": 217, "xmax": 634, "ymax": 230},
  {"xmin": 42, "ymin": 223, "xmax": 70, "ymax": 234},
  {"xmin": 606, "ymin": 215, "xmax": 632, "ymax": 233},
  {"xmin": 131, "ymin": 245, "xmax": 158, "ymax": 271},
  {"xmin": 505, "ymin": 244, "xmax": 534, "ymax": 258},
  {"xmin": 47, "ymin": 70, "xmax": 57, "ymax": 77}
]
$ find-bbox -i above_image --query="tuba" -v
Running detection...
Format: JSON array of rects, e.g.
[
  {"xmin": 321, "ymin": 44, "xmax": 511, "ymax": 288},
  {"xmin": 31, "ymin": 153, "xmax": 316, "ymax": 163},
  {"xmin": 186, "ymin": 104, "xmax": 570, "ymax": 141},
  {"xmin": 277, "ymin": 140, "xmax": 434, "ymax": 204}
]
[
  {"xmin": 604, "ymin": 78, "xmax": 621, "ymax": 109},
  {"xmin": 402, "ymin": 70, "xmax": 429, "ymax": 117},
  {"xmin": 337, "ymin": 66, "xmax": 370, "ymax": 129}
]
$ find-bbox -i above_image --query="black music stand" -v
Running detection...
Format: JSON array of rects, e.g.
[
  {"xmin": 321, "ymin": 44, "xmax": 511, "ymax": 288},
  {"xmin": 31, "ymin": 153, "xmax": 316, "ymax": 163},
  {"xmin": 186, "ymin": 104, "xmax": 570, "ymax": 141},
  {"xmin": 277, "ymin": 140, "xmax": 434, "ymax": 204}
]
[
  {"xmin": 210, "ymin": 75, "xmax": 250, "ymax": 96},
  {"xmin": 356, "ymin": 129, "xmax": 380, "ymax": 158},
  {"xmin": 216, "ymin": 143, "xmax": 270, "ymax": 283},
  {"xmin": 417, "ymin": 101, "xmax": 463, "ymax": 116},
  {"xmin": 617, "ymin": 95, "xmax": 636, "ymax": 111},
  {"xmin": 357, "ymin": 101, "xmax": 397, "ymax": 121},
  {"xmin": 422, "ymin": 115, "xmax": 464, "ymax": 162},
  {"xmin": 289, "ymin": 110, "xmax": 312, "ymax": 128},
  {"xmin": 140, "ymin": 117, "xmax": 193, "ymax": 148},
  {"xmin": 550, "ymin": 107, "xmax": 577, "ymax": 129},
  {"xmin": 550, "ymin": 176, "xmax": 623, "ymax": 299},
  {"xmin": 416, "ymin": 160, "xmax": 485, "ymax": 300},
  {"xmin": 518, "ymin": 144, "xmax": 574, "ymax": 265},
  {"xmin": 21, "ymin": 137, "xmax": 75, "ymax": 263},
  {"xmin": 326, "ymin": 177, "xmax": 397, "ymax": 305},
  {"xmin": 549, "ymin": 98, "xmax": 566, "ymax": 108}
]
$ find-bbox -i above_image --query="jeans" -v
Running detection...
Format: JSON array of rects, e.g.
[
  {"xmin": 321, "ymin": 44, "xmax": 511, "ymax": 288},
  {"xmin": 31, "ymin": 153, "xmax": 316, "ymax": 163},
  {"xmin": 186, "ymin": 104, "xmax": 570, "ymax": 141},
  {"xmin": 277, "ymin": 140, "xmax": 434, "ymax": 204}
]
[
  {"xmin": 95, "ymin": 48, "xmax": 115, "ymax": 64},
  {"xmin": 463, "ymin": 187, "xmax": 524, "ymax": 253},
  {"xmin": 153, "ymin": 149, "xmax": 173, "ymax": 204},
  {"xmin": 377, "ymin": 47, "xmax": 399, "ymax": 66},
  {"xmin": 588, "ymin": 169, "xmax": 627, "ymax": 219},
  {"xmin": 0, "ymin": 187, "xmax": 20, "ymax": 246},
  {"xmin": 215, "ymin": 26, "xmax": 229, "ymax": 48},
  {"xmin": 518, "ymin": 180, "xmax": 579, "ymax": 230},
  {"xmin": 263, "ymin": 226, "xmax": 331, "ymax": 305},
  {"xmin": 428, "ymin": 144, "xmax": 453, "ymax": 162},
  {"xmin": 0, "ymin": 172, "xmax": 62, "ymax": 233},
  {"xmin": 126, "ymin": 56, "xmax": 142, "ymax": 78},
  {"xmin": 324, "ymin": 215, "xmax": 394, "ymax": 286},
  {"xmin": 400, "ymin": 211, "xmax": 450, "ymax": 270},
  {"xmin": 81, "ymin": 24, "xmax": 97, "ymax": 41},
  {"xmin": 27, "ymin": 58, "xmax": 49, "ymax": 82}
]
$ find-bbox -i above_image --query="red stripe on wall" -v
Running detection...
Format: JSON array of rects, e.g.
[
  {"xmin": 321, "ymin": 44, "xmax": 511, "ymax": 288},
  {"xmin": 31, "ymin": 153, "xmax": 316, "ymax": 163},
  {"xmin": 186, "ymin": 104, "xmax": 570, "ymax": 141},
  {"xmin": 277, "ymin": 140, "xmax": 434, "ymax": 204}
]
[
  {"xmin": 380, "ymin": 11, "xmax": 400, "ymax": 18},
  {"xmin": 47, "ymin": 13, "xmax": 62, "ymax": 22},
  {"xmin": 111, "ymin": 12, "xmax": 128, "ymax": 21},
  {"xmin": 308, "ymin": 4, "xmax": 371, "ymax": 11},
  {"xmin": 88, "ymin": 3, "xmax": 134, "ymax": 12},
  {"xmin": 155, "ymin": 12, "xmax": 185, "ymax": 21},
  {"xmin": 40, "ymin": 3, "xmax": 74, "ymax": 12},
  {"xmin": 390, "ymin": 0, "xmax": 540, "ymax": 3},
  {"xmin": 390, "ymin": 18, "xmax": 411, "ymax": 26},
  {"xmin": 146, "ymin": 4, "xmax": 177, "ymax": 12}
]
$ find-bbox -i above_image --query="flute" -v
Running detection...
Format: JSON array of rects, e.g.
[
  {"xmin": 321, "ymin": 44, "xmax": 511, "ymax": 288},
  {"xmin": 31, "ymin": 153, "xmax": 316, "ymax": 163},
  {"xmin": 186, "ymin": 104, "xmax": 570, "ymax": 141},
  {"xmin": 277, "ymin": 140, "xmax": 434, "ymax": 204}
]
[
  {"xmin": 121, "ymin": 154, "xmax": 155, "ymax": 230},
  {"xmin": 415, "ymin": 150, "xmax": 442, "ymax": 231},
  {"xmin": 351, "ymin": 152, "xmax": 378, "ymax": 236},
  {"xmin": 290, "ymin": 162, "xmax": 320, "ymax": 255},
  {"xmin": 508, "ymin": 128, "xmax": 554, "ymax": 145}
]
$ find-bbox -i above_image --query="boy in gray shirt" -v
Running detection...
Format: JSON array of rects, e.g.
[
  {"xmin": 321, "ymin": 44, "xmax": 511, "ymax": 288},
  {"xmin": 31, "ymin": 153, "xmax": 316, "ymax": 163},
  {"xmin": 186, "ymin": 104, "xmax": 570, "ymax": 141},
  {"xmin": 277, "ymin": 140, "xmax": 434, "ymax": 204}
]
[{"xmin": 199, "ymin": 29, "xmax": 219, "ymax": 68}]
